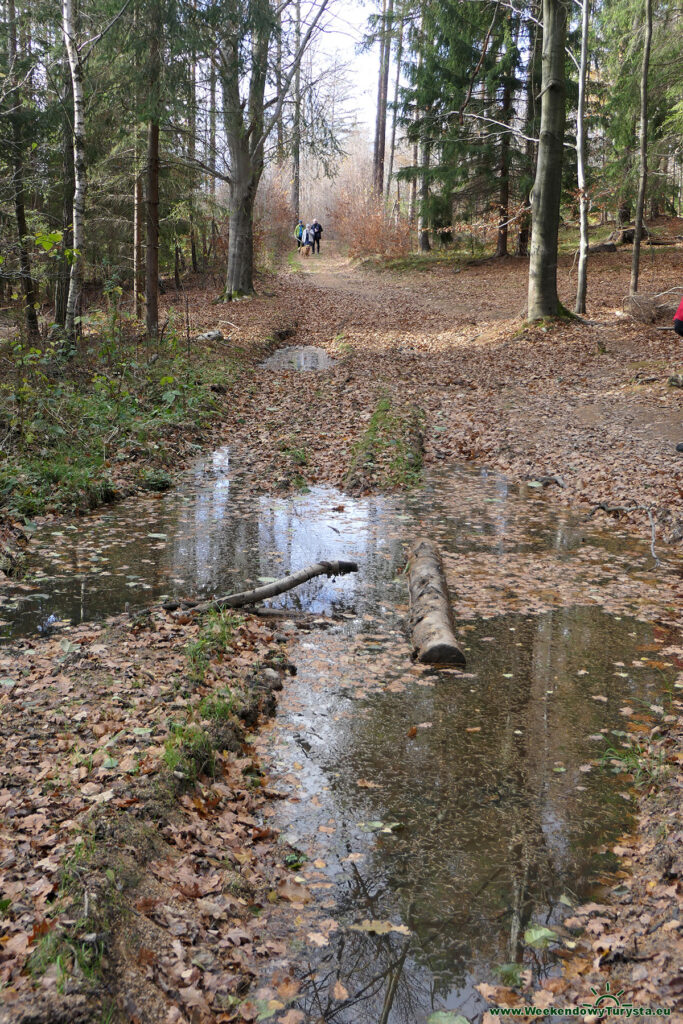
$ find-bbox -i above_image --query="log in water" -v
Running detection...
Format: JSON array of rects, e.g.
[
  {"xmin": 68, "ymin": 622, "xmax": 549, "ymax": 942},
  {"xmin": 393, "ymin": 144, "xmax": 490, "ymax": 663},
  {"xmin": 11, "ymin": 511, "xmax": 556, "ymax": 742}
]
[{"xmin": 408, "ymin": 538, "xmax": 466, "ymax": 665}]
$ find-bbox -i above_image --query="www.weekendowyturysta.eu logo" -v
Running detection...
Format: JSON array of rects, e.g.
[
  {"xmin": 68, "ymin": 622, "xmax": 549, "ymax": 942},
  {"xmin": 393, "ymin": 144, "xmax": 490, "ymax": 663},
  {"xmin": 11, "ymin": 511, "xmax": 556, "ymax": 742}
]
[{"xmin": 489, "ymin": 982, "xmax": 672, "ymax": 1017}]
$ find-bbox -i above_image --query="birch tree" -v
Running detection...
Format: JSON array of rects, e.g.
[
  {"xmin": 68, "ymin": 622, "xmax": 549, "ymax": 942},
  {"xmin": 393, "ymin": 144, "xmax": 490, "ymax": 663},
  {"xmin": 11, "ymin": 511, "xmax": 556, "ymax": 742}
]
[
  {"xmin": 61, "ymin": 0, "xmax": 86, "ymax": 342},
  {"xmin": 575, "ymin": 0, "xmax": 590, "ymax": 313}
]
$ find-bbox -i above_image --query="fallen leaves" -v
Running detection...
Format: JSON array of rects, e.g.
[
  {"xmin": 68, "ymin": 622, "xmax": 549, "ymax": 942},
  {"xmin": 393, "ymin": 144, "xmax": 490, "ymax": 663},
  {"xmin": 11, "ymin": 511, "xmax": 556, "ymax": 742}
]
[{"xmin": 349, "ymin": 919, "xmax": 411, "ymax": 936}]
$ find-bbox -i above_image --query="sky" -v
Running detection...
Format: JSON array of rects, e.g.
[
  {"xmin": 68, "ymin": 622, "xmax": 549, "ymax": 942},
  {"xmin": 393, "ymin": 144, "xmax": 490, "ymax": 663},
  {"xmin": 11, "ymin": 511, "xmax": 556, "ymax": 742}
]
[{"xmin": 318, "ymin": 0, "xmax": 382, "ymax": 132}]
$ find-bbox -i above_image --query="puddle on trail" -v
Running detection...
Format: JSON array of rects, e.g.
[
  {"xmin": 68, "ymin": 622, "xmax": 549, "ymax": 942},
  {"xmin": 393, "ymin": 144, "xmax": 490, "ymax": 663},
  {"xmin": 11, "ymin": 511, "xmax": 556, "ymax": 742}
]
[
  {"xmin": 0, "ymin": 447, "xmax": 678, "ymax": 1022},
  {"xmin": 262, "ymin": 345, "xmax": 334, "ymax": 370},
  {"xmin": 256, "ymin": 607, "xmax": 676, "ymax": 1023}
]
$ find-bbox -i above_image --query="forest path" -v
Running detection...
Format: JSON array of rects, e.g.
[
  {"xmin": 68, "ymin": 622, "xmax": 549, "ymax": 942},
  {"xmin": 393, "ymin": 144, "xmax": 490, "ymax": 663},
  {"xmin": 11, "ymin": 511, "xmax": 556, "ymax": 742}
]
[{"xmin": 231, "ymin": 241, "xmax": 683, "ymax": 537}]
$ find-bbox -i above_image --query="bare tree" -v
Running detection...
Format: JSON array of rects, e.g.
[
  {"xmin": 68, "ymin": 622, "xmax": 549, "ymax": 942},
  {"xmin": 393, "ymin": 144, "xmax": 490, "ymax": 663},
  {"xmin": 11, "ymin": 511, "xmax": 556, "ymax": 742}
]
[{"xmin": 216, "ymin": 0, "xmax": 331, "ymax": 297}]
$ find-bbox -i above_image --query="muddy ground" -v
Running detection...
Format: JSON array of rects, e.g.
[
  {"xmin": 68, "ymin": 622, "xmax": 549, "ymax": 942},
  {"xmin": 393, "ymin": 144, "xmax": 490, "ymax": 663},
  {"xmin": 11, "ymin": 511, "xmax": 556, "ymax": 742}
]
[{"xmin": 0, "ymin": 241, "xmax": 681, "ymax": 1022}]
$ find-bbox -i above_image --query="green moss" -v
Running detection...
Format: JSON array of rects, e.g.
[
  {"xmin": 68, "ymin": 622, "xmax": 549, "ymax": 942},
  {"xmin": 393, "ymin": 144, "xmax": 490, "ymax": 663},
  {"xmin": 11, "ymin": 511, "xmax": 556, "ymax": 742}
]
[{"xmin": 346, "ymin": 394, "xmax": 424, "ymax": 491}]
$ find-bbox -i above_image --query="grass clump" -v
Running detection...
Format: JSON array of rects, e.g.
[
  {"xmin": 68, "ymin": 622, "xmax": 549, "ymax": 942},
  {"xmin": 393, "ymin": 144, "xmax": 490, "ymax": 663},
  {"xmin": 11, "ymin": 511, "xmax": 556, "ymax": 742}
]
[
  {"xmin": 186, "ymin": 611, "xmax": 240, "ymax": 683},
  {"xmin": 198, "ymin": 686, "xmax": 237, "ymax": 721},
  {"xmin": 163, "ymin": 722, "xmax": 216, "ymax": 783},
  {"xmin": 600, "ymin": 742, "xmax": 669, "ymax": 787},
  {"xmin": 346, "ymin": 393, "xmax": 424, "ymax": 492}
]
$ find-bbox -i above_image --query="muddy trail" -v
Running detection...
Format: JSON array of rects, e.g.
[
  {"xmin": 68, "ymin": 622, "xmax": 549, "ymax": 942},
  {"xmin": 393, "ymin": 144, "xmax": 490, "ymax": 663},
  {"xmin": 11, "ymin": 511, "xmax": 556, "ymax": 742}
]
[{"xmin": 1, "ymin": 249, "xmax": 682, "ymax": 1023}]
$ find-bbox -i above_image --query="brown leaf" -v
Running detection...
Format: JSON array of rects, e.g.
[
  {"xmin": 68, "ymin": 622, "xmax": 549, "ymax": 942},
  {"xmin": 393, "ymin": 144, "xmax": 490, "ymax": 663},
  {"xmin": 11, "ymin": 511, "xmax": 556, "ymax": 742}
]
[{"xmin": 332, "ymin": 980, "xmax": 349, "ymax": 1000}]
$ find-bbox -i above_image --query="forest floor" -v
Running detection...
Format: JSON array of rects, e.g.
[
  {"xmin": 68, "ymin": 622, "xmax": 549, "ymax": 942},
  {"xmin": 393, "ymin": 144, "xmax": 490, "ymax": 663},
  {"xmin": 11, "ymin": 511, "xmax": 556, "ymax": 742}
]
[{"xmin": 0, "ymin": 235, "xmax": 682, "ymax": 1023}]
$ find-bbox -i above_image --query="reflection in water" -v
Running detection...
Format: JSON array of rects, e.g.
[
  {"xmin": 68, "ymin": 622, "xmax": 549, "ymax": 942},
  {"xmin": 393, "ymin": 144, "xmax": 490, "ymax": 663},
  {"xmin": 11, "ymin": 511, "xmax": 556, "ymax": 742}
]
[
  {"xmin": 264, "ymin": 608, "xmax": 674, "ymax": 1023},
  {"xmin": 262, "ymin": 345, "xmax": 334, "ymax": 370},
  {"xmin": 0, "ymin": 448, "xmax": 403, "ymax": 638},
  {"xmin": 0, "ymin": 446, "xmax": 675, "ymax": 1022}
]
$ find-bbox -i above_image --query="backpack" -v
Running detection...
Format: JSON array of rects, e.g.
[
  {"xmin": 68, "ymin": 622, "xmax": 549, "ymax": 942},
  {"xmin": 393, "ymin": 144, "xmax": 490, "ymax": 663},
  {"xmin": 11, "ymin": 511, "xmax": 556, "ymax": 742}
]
[{"xmin": 295, "ymin": 223, "xmax": 303, "ymax": 240}]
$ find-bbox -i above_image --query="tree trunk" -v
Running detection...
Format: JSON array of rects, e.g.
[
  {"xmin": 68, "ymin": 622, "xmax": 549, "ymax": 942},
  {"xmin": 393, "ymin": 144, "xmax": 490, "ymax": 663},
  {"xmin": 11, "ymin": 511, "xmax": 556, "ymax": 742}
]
[
  {"xmin": 373, "ymin": 0, "xmax": 393, "ymax": 197},
  {"xmin": 290, "ymin": 0, "xmax": 301, "ymax": 218},
  {"xmin": 575, "ymin": 0, "xmax": 590, "ymax": 313},
  {"xmin": 209, "ymin": 63, "xmax": 217, "ymax": 199},
  {"xmin": 418, "ymin": 140, "xmax": 431, "ymax": 252},
  {"xmin": 61, "ymin": 0, "xmax": 86, "ymax": 342},
  {"xmin": 7, "ymin": 0, "xmax": 39, "ymax": 337},
  {"xmin": 386, "ymin": 21, "xmax": 403, "ymax": 203},
  {"xmin": 133, "ymin": 169, "xmax": 143, "ymax": 318},
  {"xmin": 145, "ymin": 2, "xmax": 161, "ymax": 340},
  {"xmin": 496, "ymin": 67, "xmax": 512, "ymax": 258},
  {"xmin": 629, "ymin": 0, "xmax": 652, "ymax": 296},
  {"xmin": 517, "ymin": 14, "xmax": 540, "ymax": 258},
  {"xmin": 145, "ymin": 120, "xmax": 160, "ymax": 338},
  {"xmin": 408, "ymin": 538, "xmax": 466, "ymax": 666},
  {"xmin": 408, "ymin": 138, "xmax": 418, "ymax": 224},
  {"xmin": 55, "ymin": 91, "xmax": 75, "ymax": 328},
  {"xmin": 527, "ymin": 0, "xmax": 567, "ymax": 320},
  {"xmin": 226, "ymin": 182, "xmax": 256, "ymax": 296}
]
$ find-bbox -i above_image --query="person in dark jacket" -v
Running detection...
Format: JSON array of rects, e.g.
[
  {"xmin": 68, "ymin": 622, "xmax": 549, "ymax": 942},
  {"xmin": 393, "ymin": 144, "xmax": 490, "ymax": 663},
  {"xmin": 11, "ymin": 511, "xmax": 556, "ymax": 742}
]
[{"xmin": 311, "ymin": 219, "xmax": 323, "ymax": 254}]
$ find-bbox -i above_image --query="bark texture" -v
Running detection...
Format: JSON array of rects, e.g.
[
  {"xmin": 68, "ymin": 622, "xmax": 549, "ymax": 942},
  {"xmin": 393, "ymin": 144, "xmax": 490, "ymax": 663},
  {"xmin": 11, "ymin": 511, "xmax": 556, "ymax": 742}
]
[
  {"xmin": 527, "ymin": 0, "xmax": 567, "ymax": 320},
  {"xmin": 575, "ymin": 0, "xmax": 590, "ymax": 312},
  {"xmin": 408, "ymin": 538, "xmax": 466, "ymax": 666}
]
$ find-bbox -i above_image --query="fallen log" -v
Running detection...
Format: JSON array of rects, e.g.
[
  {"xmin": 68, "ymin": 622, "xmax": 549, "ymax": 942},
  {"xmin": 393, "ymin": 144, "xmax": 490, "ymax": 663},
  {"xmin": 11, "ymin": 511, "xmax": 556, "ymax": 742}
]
[
  {"xmin": 184, "ymin": 559, "xmax": 359, "ymax": 615},
  {"xmin": 407, "ymin": 538, "xmax": 466, "ymax": 666}
]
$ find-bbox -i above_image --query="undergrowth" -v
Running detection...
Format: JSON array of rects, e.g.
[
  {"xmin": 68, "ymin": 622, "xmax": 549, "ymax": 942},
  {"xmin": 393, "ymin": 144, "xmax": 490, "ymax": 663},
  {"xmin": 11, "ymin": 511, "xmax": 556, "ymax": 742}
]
[
  {"xmin": 0, "ymin": 302, "xmax": 239, "ymax": 519},
  {"xmin": 600, "ymin": 742, "xmax": 669, "ymax": 787}
]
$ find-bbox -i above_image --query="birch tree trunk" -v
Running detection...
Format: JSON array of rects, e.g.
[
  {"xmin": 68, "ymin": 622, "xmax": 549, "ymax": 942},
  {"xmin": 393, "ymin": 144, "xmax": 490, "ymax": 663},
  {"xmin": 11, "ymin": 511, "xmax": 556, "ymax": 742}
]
[
  {"xmin": 527, "ymin": 0, "xmax": 568, "ymax": 320},
  {"xmin": 55, "ymin": 111, "xmax": 74, "ymax": 328},
  {"xmin": 496, "ymin": 65, "xmax": 512, "ymax": 258},
  {"xmin": 575, "ymin": 0, "xmax": 590, "ymax": 313},
  {"xmin": 290, "ymin": 0, "xmax": 301, "ymax": 219},
  {"xmin": 145, "ymin": 1, "xmax": 161, "ymax": 339},
  {"xmin": 629, "ymin": 0, "xmax": 652, "ymax": 296},
  {"xmin": 61, "ymin": 0, "xmax": 86, "ymax": 342}
]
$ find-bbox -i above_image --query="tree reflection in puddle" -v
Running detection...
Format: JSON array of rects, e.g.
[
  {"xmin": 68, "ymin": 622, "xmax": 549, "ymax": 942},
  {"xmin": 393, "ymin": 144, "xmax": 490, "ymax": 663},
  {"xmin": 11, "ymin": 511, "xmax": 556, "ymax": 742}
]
[{"xmin": 258, "ymin": 606, "xmax": 676, "ymax": 1023}]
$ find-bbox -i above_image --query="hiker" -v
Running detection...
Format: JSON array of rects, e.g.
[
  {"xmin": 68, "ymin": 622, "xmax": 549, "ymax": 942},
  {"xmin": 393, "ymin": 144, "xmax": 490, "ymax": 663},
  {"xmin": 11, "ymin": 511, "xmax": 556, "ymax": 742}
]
[
  {"xmin": 311, "ymin": 219, "xmax": 323, "ymax": 255},
  {"xmin": 294, "ymin": 220, "xmax": 304, "ymax": 249},
  {"xmin": 301, "ymin": 224, "xmax": 313, "ymax": 256}
]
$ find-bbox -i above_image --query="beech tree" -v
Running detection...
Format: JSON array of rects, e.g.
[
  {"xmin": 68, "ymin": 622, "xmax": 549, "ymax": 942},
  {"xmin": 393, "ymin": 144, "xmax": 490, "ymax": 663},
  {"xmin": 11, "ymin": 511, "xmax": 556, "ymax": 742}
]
[{"xmin": 527, "ymin": 0, "xmax": 568, "ymax": 320}]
